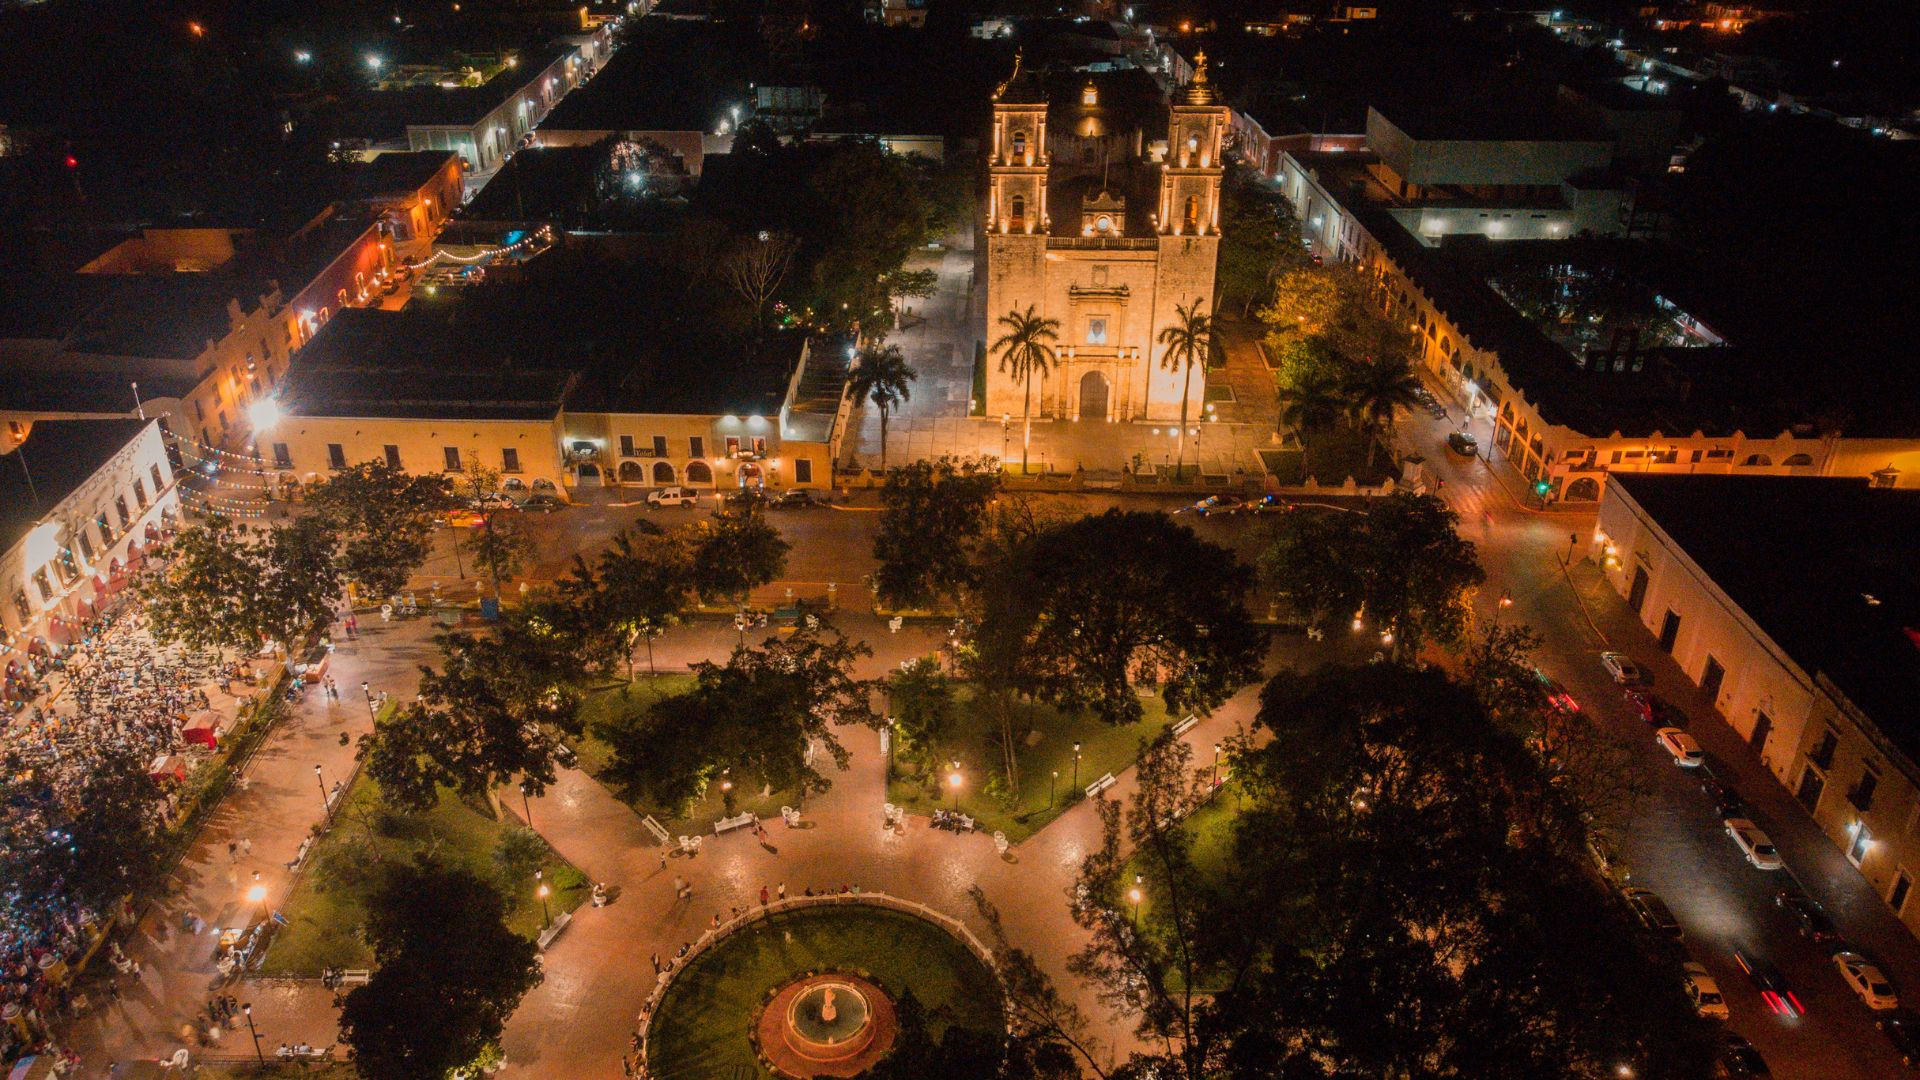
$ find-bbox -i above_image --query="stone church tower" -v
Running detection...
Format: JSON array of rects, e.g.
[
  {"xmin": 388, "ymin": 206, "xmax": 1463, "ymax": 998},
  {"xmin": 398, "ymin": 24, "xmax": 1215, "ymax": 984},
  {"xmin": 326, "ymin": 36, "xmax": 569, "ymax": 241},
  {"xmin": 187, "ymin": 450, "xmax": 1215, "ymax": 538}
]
[{"xmin": 983, "ymin": 55, "xmax": 1226, "ymax": 424}]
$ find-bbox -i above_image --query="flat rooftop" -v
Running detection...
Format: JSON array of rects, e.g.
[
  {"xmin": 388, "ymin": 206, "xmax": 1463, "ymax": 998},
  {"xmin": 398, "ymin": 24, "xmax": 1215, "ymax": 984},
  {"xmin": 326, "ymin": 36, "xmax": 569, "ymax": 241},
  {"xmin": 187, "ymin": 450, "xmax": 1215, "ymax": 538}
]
[
  {"xmin": 539, "ymin": 25, "xmax": 751, "ymax": 133},
  {"xmin": 0, "ymin": 271, "xmax": 263, "ymax": 360},
  {"xmin": 0, "ymin": 418, "xmax": 152, "ymax": 555},
  {"xmin": 1612, "ymin": 475, "xmax": 1920, "ymax": 762}
]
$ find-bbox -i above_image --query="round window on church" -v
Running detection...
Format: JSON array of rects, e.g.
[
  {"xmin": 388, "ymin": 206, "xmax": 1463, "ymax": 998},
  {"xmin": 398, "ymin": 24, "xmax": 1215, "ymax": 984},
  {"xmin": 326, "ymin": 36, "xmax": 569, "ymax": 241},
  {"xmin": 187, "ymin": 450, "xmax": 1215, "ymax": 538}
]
[{"xmin": 1096, "ymin": 214, "xmax": 1113, "ymax": 233}]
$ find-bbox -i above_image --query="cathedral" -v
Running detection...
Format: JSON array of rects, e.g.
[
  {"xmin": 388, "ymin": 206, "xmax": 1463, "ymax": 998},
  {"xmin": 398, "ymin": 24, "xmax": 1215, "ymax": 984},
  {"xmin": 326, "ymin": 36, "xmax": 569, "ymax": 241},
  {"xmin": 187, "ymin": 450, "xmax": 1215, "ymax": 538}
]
[{"xmin": 982, "ymin": 55, "xmax": 1227, "ymax": 424}]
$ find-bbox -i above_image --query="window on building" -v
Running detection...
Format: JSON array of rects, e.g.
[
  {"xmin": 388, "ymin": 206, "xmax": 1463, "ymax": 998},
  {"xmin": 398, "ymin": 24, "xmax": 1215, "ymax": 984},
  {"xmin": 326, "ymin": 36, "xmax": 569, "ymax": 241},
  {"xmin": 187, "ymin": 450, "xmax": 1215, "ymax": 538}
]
[
  {"xmin": 1010, "ymin": 195, "xmax": 1026, "ymax": 228},
  {"xmin": 327, "ymin": 444, "xmax": 346, "ymax": 469},
  {"xmin": 12, "ymin": 590, "xmax": 29, "ymax": 622},
  {"xmin": 1893, "ymin": 871, "xmax": 1913, "ymax": 915},
  {"xmin": 752, "ymin": 437, "xmax": 767, "ymax": 455},
  {"xmin": 1184, "ymin": 196, "xmax": 1199, "ymax": 231},
  {"xmin": 32, "ymin": 569, "xmax": 51, "ymax": 602},
  {"xmin": 384, "ymin": 445, "xmax": 402, "ymax": 469},
  {"xmin": 57, "ymin": 548, "xmax": 77, "ymax": 583},
  {"xmin": 1809, "ymin": 727, "xmax": 1839, "ymax": 770},
  {"xmin": 725, "ymin": 436, "xmax": 741, "ymax": 456},
  {"xmin": 795, "ymin": 459, "xmax": 813, "ymax": 484},
  {"xmin": 272, "ymin": 443, "xmax": 292, "ymax": 468},
  {"xmin": 150, "ymin": 464, "xmax": 165, "ymax": 494},
  {"xmin": 115, "ymin": 496, "xmax": 131, "ymax": 530},
  {"xmin": 218, "ymin": 411, "xmax": 229, "ymax": 432},
  {"xmin": 96, "ymin": 514, "xmax": 112, "ymax": 547},
  {"xmin": 78, "ymin": 532, "xmax": 94, "ymax": 561},
  {"xmin": 620, "ymin": 435, "xmax": 636, "ymax": 457},
  {"xmin": 194, "ymin": 401, "xmax": 205, "ymax": 422},
  {"xmin": 1011, "ymin": 131, "xmax": 1026, "ymax": 160},
  {"xmin": 502, "ymin": 448, "xmax": 521, "ymax": 473},
  {"xmin": 1849, "ymin": 823, "xmax": 1873, "ymax": 867},
  {"xmin": 132, "ymin": 478, "xmax": 147, "ymax": 509},
  {"xmin": 652, "ymin": 435, "xmax": 668, "ymax": 458},
  {"xmin": 689, "ymin": 436, "xmax": 704, "ymax": 459},
  {"xmin": 1850, "ymin": 768, "xmax": 1880, "ymax": 814},
  {"xmin": 443, "ymin": 446, "xmax": 462, "ymax": 472}
]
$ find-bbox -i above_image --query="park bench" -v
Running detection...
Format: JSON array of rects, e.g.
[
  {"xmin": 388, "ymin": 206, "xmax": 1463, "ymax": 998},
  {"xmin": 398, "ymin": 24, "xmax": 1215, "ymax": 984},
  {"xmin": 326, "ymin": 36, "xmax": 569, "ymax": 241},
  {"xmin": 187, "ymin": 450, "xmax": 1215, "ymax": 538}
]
[
  {"xmin": 641, "ymin": 815, "xmax": 671, "ymax": 845},
  {"xmin": 339, "ymin": 969, "xmax": 371, "ymax": 987},
  {"xmin": 1085, "ymin": 773, "xmax": 1118, "ymax": 799},
  {"xmin": 1171, "ymin": 714, "xmax": 1199, "ymax": 737},
  {"xmin": 714, "ymin": 812, "xmax": 756, "ymax": 835}
]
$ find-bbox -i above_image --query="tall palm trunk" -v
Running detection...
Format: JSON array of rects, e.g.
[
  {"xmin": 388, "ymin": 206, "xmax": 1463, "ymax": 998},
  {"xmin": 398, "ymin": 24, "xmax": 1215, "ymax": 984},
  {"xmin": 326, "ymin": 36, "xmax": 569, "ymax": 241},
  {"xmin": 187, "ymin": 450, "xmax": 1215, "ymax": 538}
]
[
  {"xmin": 1021, "ymin": 375, "xmax": 1034, "ymax": 474},
  {"xmin": 879, "ymin": 404, "xmax": 891, "ymax": 471},
  {"xmin": 1176, "ymin": 362, "xmax": 1193, "ymax": 472}
]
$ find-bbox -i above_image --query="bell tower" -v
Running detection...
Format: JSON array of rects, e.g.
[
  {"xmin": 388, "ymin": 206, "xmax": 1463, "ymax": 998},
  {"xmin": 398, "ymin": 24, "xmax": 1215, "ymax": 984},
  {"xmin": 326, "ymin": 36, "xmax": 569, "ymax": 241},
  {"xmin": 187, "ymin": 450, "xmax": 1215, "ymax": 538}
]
[
  {"xmin": 988, "ymin": 99, "xmax": 1049, "ymax": 235},
  {"xmin": 1158, "ymin": 52, "xmax": 1227, "ymax": 238}
]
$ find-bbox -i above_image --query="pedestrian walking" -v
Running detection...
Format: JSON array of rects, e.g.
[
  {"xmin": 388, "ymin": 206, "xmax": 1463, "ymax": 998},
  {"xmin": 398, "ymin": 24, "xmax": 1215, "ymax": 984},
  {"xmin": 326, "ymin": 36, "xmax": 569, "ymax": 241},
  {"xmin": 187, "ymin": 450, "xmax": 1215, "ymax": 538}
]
[
  {"xmin": 650, "ymin": 953, "xmax": 660, "ymax": 975},
  {"xmin": 777, "ymin": 882, "xmax": 787, "ymax": 901},
  {"xmin": 711, "ymin": 912, "xmax": 721, "ymax": 929},
  {"xmin": 238, "ymin": 837, "xmax": 252, "ymax": 857},
  {"xmin": 226, "ymin": 842, "xmax": 237, "ymax": 863},
  {"xmin": 758, "ymin": 884, "xmax": 770, "ymax": 907}
]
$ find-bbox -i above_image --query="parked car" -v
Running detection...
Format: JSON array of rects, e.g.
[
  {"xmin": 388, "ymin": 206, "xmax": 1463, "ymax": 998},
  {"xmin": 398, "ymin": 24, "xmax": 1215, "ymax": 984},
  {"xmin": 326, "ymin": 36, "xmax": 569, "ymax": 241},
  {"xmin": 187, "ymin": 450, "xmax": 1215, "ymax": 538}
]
[
  {"xmin": 1733, "ymin": 948, "xmax": 1804, "ymax": 1019},
  {"xmin": 1685, "ymin": 962, "xmax": 1731, "ymax": 1020},
  {"xmin": 769, "ymin": 490, "xmax": 822, "ymax": 510},
  {"xmin": 1835, "ymin": 951, "xmax": 1901, "ymax": 1011},
  {"xmin": 519, "ymin": 493, "xmax": 566, "ymax": 513},
  {"xmin": 1446, "ymin": 431, "xmax": 1478, "ymax": 456},
  {"xmin": 1179, "ymin": 494, "xmax": 1244, "ymax": 517},
  {"xmin": 470, "ymin": 492, "xmax": 517, "ymax": 511},
  {"xmin": 646, "ymin": 486, "xmax": 699, "ymax": 509},
  {"xmin": 1586, "ymin": 831, "xmax": 1625, "ymax": 880},
  {"xmin": 1625, "ymin": 690, "xmax": 1687, "ymax": 728},
  {"xmin": 1246, "ymin": 494, "xmax": 1290, "ymax": 514},
  {"xmin": 1533, "ymin": 668, "xmax": 1580, "ymax": 715},
  {"xmin": 1725, "ymin": 818, "xmax": 1785, "ymax": 870},
  {"xmin": 1714, "ymin": 1034, "xmax": 1771, "ymax": 1077},
  {"xmin": 1625, "ymin": 888, "xmax": 1683, "ymax": 941},
  {"xmin": 1601, "ymin": 650, "xmax": 1645, "ymax": 684},
  {"xmin": 1657, "ymin": 727, "xmax": 1706, "ymax": 767},
  {"xmin": 1697, "ymin": 762, "xmax": 1746, "ymax": 816},
  {"xmin": 446, "ymin": 508, "xmax": 485, "ymax": 529},
  {"xmin": 1774, "ymin": 890, "xmax": 1841, "ymax": 944},
  {"xmin": 1877, "ymin": 1011, "xmax": 1920, "ymax": 1066}
]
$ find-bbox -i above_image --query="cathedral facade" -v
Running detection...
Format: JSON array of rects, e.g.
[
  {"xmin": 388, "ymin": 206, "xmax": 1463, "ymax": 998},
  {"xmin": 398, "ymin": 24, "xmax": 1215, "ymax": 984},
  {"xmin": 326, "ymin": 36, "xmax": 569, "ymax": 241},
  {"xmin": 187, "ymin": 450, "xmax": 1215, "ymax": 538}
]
[{"xmin": 982, "ymin": 59, "xmax": 1227, "ymax": 424}]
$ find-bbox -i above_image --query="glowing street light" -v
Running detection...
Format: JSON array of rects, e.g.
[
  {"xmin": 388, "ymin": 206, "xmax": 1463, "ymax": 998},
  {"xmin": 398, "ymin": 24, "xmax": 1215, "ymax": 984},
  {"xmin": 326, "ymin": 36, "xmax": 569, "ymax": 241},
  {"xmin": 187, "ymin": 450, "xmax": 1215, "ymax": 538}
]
[
  {"xmin": 536, "ymin": 871, "xmax": 552, "ymax": 927},
  {"xmin": 246, "ymin": 396, "xmax": 282, "ymax": 431},
  {"xmin": 365, "ymin": 54, "xmax": 385, "ymax": 72},
  {"xmin": 293, "ymin": 50, "xmax": 313, "ymax": 64},
  {"xmin": 947, "ymin": 764, "xmax": 963, "ymax": 809},
  {"xmin": 1128, "ymin": 874, "xmax": 1143, "ymax": 924}
]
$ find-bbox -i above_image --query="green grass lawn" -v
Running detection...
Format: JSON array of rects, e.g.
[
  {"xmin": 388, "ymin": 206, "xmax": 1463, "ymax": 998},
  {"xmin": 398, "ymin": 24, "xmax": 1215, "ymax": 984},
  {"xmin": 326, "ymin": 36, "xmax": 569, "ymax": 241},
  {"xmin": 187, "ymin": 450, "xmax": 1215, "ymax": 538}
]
[
  {"xmin": 259, "ymin": 773, "xmax": 586, "ymax": 974},
  {"xmin": 569, "ymin": 676, "xmax": 797, "ymax": 834},
  {"xmin": 887, "ymin": 686, "xmax": 1181, "ymax": 842},
  {"xmin": 1122, "ymin": 780, "xmax": 1244, "ymax": 993},
  {"xmin": 649, "ymin": 905, "xmax": 1003, "ymax": 1080}
]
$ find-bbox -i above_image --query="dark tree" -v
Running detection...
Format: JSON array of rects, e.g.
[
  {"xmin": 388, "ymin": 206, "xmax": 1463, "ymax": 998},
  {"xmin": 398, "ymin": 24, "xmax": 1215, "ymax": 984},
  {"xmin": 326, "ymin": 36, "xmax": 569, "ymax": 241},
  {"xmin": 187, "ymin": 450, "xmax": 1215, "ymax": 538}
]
[
  {"xmin": 1259, "ymin": 493, "xmax": 1484, "ymax": 659},
  {"xmin": 690, "ymin": 502, "xmax": 789, "ymax": 605},
  {"xmin": 872, "ymin": 456, "xmax": 1001, "ymax": 611},
  {"xmin": 1215, "ymin": 164, "xmax": 1308, "ymax": 316},
  {"xmin": 358, "ymin": 617, "xmax": 581, "ymax": 812},
  {"xmin": 595, "ymin": 622, "xmax": 874, "ymax": 812},
  {"xmin": 144, "ymin": 513, "xmax": 341, "ymax": 653},
  {"xmin": 559, "ymin": 523, "xmax": 693, "ymax": 682},
  {"xmin": 0, "ymin": 742, "xmax": 167, "ymax": 915},
  {"xmin": 973, "ymin": 510, "xmax": 1263, "ymax": 726},
  {"xmin": 339, "ymin": 860, "xmax": 542, "ymax": 1080},
  {"xmin": 305, "ymin": 460, "xmax": 456, "ymax": 599}
]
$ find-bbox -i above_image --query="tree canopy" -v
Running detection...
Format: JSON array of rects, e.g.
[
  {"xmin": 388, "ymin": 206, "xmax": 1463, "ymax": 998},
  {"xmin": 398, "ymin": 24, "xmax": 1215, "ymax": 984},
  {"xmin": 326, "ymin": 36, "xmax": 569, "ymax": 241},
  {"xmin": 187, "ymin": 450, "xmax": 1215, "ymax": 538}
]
[
  {"xmin": 971, "ymin": 510, "xmax": 1263, "ymax": 725},
  {"xmin": 339, "ymin": 860, "xmax": 542, "ymax": 1080},
  {"xmin": 144, "ymin": 513, "xmax": 341, "ymax": 652},
  {"xmin": 872, "ymin": 456, "xmax": 1003, "ymax": 611},
  {"xmin": 690, "ymin": 501, "xmax": 790, "ymax": 605},
  {"xmin": 305, "ymin": 460, "xmax": 456, "ymax": 599}
]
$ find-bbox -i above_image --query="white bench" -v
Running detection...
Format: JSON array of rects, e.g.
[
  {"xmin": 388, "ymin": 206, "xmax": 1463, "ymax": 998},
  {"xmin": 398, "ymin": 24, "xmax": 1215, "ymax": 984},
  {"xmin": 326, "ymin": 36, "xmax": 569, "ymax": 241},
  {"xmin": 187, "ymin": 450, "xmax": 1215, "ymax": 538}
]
[
  {"xmin": 1085, "ymin": 773, "xmax": 1118, "ymax": 799},
  {"xmin": 714, "ymin": 812, "xmax": 756, "ymax": 835},
  {"xmin": 537, "ymin": 911, "xmax": 572, "ymax": 951},
  {"xmin": 339, "ymin": 969, "xmax": 371, "ymax": 987},
  {"xmin": 641, "ymin": 815, "xmax": 671, "ymax": 845},
  {"xmin": 1171, "ymin": 714, "xmax": 1199, "ymax": 737}
]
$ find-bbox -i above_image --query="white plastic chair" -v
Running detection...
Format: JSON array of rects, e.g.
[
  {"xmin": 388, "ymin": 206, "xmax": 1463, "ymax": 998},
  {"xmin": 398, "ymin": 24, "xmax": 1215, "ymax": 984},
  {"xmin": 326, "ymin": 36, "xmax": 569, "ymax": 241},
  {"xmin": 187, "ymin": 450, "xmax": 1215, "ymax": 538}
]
[{"xmin": 993, "ymin": 831, "xmax": 1009, "ymax": 856}]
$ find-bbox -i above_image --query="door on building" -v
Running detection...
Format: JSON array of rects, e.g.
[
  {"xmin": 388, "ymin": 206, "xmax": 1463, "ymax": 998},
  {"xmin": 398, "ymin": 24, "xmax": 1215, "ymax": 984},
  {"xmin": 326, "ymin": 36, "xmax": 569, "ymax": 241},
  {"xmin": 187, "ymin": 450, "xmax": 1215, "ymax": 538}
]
[
  {"xmin": 1795, "ymin": 764, "xmax": 1825, "ymax": 813},
  {"xmin": 1749, "ymin": 711, "xmax": 1772, "ymax": 752},
  {"xmin": 1701, "ymin": 655, "xmax": 1726, "ymax": 701},
  {"xmin": 1077, "ymin": 371, "xmax": 1109, "ymax": 422},
  {"xmin": 1891, "ymin": 871, "xmax": 1913, "ymax": 915},
  {"xmin": 1627, "ymin": 565, "xmax": 1650, "ymax": 616},
  {"xmin": 1658, "ymin": 611, "xmax": 1681, "ymax": 653}
]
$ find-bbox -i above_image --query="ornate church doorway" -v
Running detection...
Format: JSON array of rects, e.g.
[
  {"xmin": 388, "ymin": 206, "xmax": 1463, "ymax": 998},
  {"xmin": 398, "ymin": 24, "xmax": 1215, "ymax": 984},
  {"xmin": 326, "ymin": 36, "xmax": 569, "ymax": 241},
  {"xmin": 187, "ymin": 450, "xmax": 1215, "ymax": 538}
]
[{"xmin": 1077, "ymin": 371, "xmax": 1109, "ymax": 421}]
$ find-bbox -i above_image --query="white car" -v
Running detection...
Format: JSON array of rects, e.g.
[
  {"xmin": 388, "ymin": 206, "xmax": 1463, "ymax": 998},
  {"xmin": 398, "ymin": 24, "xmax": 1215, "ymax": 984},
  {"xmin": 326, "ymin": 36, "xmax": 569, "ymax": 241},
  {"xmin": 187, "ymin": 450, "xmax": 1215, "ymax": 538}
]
[
  {"xmin": 1684, "ymin": 962, "xmax": 1730, "ymax": 1019},
  {"xmin": 645, "ymin": 486, "xmax": 699, "ymax": 509},
  {"xmin": 1601, "ymin": 651, "xmax": 1644, "ymax": 684},
  {"xmin": 1724, "ymin": 818, "xmax": 1784, "ymax": 870},
  {"xmin": 1835, "ymin": 951, "xmax": 1900, "ymax": 1011},
  {"xmin": 1656, "ymin": 727, "xmax": 1705, "ymax": 767}
]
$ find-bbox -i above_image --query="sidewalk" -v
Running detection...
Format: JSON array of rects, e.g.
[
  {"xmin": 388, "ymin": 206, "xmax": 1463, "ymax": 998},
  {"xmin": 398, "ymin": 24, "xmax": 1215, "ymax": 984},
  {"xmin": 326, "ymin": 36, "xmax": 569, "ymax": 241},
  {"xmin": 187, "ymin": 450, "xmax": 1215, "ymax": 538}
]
[{"xmin": 64, "ymin": 617, "xmax": 440, "ymax": 1067}]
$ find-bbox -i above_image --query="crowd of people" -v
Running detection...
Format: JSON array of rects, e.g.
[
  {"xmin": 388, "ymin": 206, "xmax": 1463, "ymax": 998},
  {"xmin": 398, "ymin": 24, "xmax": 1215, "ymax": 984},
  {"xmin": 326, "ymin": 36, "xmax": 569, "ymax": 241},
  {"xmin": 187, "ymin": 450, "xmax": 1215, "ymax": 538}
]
[{"xmin": 0, "ymin": 588, "xmax": 246, "ymax": 1063}]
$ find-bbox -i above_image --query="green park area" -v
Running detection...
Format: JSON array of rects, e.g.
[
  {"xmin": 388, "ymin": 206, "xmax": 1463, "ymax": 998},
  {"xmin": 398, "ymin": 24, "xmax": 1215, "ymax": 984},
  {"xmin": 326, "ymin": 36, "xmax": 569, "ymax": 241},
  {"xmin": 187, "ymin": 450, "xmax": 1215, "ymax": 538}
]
[
  {"xmin": 259, "ymin": 773, "xmax": 585, "ymax": 974},
  {"xmin": 887, "ymin": 686, "xmax": 1182, "ymax": 842},
  {"xmin": 648, "ymin": 905, "xmax": 1003, "ymax": 1080}
]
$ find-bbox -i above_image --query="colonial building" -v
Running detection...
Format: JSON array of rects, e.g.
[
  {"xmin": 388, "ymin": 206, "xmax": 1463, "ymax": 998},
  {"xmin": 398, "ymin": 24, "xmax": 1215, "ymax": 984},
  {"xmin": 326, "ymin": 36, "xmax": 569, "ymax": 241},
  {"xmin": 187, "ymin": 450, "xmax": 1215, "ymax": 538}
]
[
  {"xmin": 0, "ymin": 419, "xmax": 179, "ymax": 650},
  {"xmin": 1594, "ymin": 475, "xmax": 1920, "ymax": 935},
  {"xmin": 981, "ymin": 57, "xmax": 1227, "ymax": 424}
]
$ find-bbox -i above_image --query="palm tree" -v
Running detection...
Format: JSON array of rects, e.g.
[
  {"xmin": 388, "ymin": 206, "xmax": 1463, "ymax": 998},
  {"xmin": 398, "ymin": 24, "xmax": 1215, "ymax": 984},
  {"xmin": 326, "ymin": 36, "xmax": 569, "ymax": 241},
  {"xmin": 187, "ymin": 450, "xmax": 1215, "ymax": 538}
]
[
  {"xmin": 1156, "ymin": 298, "xmax": 1214, "ymax": 476},
  {"xmin": 848, "ymin": 344, "xmax": 917, "ymax": 472},
  {"xmin": 1342, "ymin": 354, "xmax": 1423, "ymax": 468},
  {"xmin": 989, "ymin": 306, "xmax": 1060, "ymax": 475},
  {"xmin": 1276, "ymin": 370, "xmax": 1346, "ymax": 479}
]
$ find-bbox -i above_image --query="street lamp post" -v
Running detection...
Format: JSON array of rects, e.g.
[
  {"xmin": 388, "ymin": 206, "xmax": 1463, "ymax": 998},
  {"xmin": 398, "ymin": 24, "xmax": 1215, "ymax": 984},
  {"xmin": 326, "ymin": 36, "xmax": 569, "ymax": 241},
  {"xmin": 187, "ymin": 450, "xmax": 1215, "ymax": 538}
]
[
  {"xmin": 315, "ymin": 764, "xmax": 332, "ymax": 825},
  {"xmin": 521, "ymin": 781, "xmax": 534, "ymax": 830},
  {"xmin": 1211, "ymin": 744, "xmax": 1220, "ymax": 789},
  {"xmin": 536, "ymin": 875, "xmax": 552, "ymax": 929},
  {"xmin": 1566, "ymin": 532, "xmax": 1579, "ymax": 566},
  {"xmin": 1071, "ymin": 742, "xmax": 1081, "ymax": 790},
  {"xmin": 361, "ymin": 682, "xmax": 377, "ymax": 724},
  {"xmin": 1050, "ymin": 769, "xmax": 1058, "ymax": 808},
  {"xmin": 885, "ymin": 718, "xmax": 895, "ymax": 781},
  {"xmin": 948, "ymin": 764, "xmax": 962, "ymax": 810},
  {"xmin": 1128, "ymin": 875, "xmax": 1143, "ymax": 926},
  {"xmin": 242, "ymin": 1002, "xmax": 264, "ymax": 1065}
]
